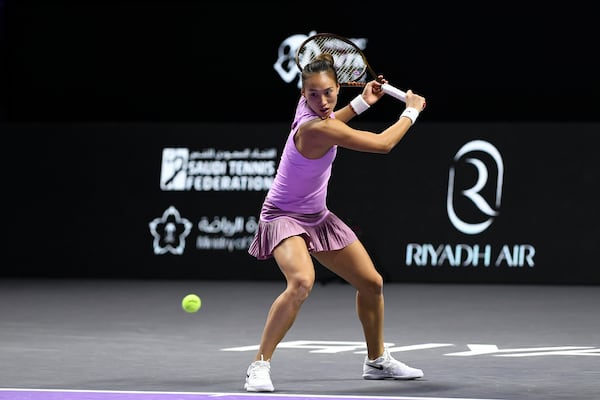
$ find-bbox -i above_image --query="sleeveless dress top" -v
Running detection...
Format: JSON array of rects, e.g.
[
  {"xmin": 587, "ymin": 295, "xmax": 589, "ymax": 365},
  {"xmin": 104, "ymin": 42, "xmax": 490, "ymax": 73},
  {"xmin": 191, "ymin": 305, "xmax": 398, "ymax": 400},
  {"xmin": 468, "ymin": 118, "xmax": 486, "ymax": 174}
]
[{"xmin": 248, "ymin": 97, "xmax": 357, "ymax": 260}]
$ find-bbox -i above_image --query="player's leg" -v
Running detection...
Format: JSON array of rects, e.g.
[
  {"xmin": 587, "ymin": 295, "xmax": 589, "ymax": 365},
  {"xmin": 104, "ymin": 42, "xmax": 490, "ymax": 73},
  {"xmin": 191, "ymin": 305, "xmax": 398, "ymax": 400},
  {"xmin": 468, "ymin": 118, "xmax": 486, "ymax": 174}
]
[
  {"xmin": 313, "ymin": 240, "xmax": 424, "ymax": 380},
  {"xmin": 313, "ymin": 240, "xmax": 384, "ymax": 358},
  {"xmin": 255, "ymin": 235, "xmax": 316, "ymax": 361},
  {"xmin": 245, "ymin": 235, "xmax": 315, "ymax": 392}
]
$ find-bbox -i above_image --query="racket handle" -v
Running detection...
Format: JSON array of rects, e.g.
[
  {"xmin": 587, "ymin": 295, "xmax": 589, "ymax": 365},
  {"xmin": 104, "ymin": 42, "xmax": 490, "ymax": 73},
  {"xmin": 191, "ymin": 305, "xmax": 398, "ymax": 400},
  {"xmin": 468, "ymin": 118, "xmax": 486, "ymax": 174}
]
[{"xmin": 381, "ymin": 83, "xmax": 406, "ymax": 103}]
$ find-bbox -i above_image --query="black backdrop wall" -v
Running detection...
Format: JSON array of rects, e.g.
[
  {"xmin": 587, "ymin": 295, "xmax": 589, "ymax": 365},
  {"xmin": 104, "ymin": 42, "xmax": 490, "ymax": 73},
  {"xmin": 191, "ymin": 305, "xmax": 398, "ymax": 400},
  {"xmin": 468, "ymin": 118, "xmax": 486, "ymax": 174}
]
[
  {"xmin": 7, "ymin": 122, "xmax": 599, "ymax": 284},
  {"xmin": 3, "ymin": 3, "xmax": 599, "ymax": 284},
  {"xmin": 4, "ymin": 3, "xmax": 599, "ymax": 124}
]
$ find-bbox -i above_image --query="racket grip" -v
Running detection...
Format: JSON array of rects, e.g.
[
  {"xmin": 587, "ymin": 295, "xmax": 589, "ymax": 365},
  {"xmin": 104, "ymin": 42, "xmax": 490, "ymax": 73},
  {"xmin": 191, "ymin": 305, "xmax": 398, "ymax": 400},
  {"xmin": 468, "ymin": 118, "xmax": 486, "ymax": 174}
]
[{"xmin": 381, "ymin": 83, "xmax": 406, "ymax": 102}]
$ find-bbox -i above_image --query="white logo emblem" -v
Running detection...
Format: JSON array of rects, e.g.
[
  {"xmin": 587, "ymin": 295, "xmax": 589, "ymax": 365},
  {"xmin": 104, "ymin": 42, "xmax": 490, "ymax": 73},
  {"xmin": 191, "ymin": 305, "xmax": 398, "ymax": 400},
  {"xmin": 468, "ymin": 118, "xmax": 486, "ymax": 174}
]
[
  {"xmin": 273, "ymin": 31, "xmax": 316, "ymax": 89},
  {"xmin": 447, "ymin": 140, "xmax": 504, "ymax": 235},
  {"xmin": 149, "ymin": 206, "xmax": 193, "ymax": 255},
  {"xmin": 160, "ymin": 148, "xmax": 189, "ymax": 191}
]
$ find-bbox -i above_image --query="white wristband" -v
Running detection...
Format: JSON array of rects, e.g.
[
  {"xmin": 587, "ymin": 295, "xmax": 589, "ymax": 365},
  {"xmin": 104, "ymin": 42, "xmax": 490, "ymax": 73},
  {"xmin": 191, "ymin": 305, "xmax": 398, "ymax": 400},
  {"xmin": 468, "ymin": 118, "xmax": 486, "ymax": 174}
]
[
  {"xmin": 349, "ymin": 95, "xmax": 370, "ymax": 115},
  {"xmin": 400, "ymin": 107, "xmax": 419, "ymax": 125}
]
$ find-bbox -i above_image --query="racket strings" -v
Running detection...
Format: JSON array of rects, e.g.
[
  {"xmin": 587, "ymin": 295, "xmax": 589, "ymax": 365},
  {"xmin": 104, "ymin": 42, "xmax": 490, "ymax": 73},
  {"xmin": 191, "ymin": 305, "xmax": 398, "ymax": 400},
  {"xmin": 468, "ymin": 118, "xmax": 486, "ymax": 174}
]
[{"xmin": 296, "ymin": 36, "xmax": 368, "ymax": 84}]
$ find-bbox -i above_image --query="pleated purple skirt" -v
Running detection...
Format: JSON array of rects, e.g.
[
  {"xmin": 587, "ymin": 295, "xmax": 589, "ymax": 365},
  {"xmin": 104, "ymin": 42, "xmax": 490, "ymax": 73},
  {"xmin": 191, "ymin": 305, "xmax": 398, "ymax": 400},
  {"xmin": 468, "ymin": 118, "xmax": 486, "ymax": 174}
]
[{"xmin": 248, "ymin": 201, "xmax": 358, "ymax": 260}]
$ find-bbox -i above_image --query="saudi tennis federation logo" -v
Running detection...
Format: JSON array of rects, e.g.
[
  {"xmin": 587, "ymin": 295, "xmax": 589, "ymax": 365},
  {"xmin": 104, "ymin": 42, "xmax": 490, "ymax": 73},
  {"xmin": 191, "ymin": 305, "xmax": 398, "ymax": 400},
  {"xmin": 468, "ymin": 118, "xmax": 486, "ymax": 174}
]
[
  {"xmin": 149, "ymin": 206, "xmax": 193, "ymax": 255},
  {"xmin": 447, "ymin": 140, "xmax": 504, "ymax": 235},
  {"xmin": 160, "ymin": 148, "xmax": 189, "ymax": 191}
]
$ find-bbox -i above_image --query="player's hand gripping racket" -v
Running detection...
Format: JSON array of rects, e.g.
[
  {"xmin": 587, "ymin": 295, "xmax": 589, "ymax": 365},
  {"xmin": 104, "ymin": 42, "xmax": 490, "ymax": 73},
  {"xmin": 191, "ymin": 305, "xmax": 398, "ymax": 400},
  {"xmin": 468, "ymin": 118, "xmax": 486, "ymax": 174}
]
[{"xmin": 295, "ymin": 32, "xmax": 407, "ymax": 102}]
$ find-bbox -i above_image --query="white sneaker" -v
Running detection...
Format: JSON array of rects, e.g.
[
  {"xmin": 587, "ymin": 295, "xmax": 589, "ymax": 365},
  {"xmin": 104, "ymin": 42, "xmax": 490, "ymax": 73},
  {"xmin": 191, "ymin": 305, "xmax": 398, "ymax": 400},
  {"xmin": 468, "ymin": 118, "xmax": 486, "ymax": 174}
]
[
  {"xmin": 244, "ymin": 359, "xmax": 274, "ymax": 392},
  {"xmin": 363, "ymin": 348, "xmax": 424, "ymax": 380}
]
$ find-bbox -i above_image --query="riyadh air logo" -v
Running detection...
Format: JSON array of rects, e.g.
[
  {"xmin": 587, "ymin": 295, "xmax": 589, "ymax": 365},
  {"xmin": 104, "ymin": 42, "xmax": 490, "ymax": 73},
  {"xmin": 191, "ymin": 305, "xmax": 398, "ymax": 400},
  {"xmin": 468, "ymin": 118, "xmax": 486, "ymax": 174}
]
[
  {"xmin": 447, "ymin": 140, "xmax": 504, "ymax": 235},
  {"xmin": 148, "ymin": 206, "xmax": 193, "ymax": 255},
  {"xmin": 274, "ymin": 31, "xmax": 368, "ymax": 89}
]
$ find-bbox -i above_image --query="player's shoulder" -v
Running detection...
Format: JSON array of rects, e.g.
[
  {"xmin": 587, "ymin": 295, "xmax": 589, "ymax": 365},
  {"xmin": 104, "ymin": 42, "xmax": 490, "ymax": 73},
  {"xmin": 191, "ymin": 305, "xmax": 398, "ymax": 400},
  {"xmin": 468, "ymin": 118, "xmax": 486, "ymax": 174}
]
[
  {"xmin": 299, "ymin": 116, "xmax": 341, "ymax": 136},
  {"xmin": 304, "ymin": 119, "xmax": 355, "ymax": 151}
]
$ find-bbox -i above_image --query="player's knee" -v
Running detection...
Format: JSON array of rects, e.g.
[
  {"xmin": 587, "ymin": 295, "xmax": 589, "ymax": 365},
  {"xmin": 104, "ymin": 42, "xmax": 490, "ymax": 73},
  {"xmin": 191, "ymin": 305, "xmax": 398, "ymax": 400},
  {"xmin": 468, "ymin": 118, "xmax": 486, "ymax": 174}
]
[
  {"xmin": 288, "ymin": 277, "xmax": 314, "ymax": 303},
  {"xmin": 362, "ymin": 273, "xmax": 384, "ymax": 296}
]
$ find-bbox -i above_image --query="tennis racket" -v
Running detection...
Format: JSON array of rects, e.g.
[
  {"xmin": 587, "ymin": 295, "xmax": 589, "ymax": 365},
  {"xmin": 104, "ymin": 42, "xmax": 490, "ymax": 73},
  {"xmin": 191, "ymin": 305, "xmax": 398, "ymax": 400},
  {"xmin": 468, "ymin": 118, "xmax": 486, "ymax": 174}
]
[{"xmin": 295, "ymin": 32, "xmax": 407, "ymax": 102}]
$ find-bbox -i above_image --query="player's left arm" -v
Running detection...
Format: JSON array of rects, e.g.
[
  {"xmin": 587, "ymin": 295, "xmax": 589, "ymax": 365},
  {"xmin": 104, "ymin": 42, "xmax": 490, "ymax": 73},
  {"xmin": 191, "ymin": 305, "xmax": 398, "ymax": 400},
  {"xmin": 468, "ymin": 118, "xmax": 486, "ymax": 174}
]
[{"xmin": 335, "ymin": 78, "xmax": 386, "ymax": 122}]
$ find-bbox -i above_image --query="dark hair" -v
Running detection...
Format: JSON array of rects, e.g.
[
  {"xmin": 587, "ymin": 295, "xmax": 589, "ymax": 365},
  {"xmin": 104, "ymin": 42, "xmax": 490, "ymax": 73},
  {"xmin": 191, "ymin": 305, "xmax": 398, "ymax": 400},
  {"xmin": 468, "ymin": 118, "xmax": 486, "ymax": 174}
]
[{"xmin": 301, "ymin": 53, "xmax": 338, "ymax": 86}]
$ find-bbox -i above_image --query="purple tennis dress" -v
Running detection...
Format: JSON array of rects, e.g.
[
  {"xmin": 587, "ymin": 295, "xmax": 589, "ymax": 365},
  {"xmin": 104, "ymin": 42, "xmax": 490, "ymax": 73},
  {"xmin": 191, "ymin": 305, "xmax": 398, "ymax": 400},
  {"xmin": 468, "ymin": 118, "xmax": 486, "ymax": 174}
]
[{"xmin": 248, "ymin": 97, "xmax": 358, "ymax": 260}]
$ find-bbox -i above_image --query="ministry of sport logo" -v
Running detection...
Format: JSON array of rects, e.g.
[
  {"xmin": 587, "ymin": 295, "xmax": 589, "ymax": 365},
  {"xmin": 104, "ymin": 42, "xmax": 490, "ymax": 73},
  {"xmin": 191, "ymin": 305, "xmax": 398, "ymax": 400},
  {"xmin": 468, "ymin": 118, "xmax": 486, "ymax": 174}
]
[
  {"xmin": 149, "ymin": 206, "xmax": 259, "ymax": 256},
  {"xmin": 148, "ymin": 206, "xmax": 193, "ymax": 255}
]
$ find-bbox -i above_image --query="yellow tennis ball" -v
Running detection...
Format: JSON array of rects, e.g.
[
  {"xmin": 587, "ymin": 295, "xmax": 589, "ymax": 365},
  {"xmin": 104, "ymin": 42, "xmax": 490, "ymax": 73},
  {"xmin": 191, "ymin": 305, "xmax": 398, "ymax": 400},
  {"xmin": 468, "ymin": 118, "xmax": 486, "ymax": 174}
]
[{"xmin": 181, "ymin": 294, "xmax": 201, "ymax": 313}]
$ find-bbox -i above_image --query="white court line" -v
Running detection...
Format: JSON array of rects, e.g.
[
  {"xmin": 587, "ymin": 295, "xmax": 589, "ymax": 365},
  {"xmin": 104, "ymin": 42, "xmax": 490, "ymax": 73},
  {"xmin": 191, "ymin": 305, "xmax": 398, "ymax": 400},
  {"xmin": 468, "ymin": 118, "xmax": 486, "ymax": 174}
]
[{"xmin": 0, "ymin": 388, "xmax": 509, "ymax": 400}]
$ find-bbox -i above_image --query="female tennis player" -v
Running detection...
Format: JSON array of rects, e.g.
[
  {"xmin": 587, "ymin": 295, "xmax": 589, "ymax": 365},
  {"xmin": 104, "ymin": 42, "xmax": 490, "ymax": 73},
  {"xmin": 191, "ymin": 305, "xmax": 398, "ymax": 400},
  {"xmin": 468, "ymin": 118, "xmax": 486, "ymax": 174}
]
[{"xmin": 245, "ymin": 53, "xmax": 427, "ymax": 392}]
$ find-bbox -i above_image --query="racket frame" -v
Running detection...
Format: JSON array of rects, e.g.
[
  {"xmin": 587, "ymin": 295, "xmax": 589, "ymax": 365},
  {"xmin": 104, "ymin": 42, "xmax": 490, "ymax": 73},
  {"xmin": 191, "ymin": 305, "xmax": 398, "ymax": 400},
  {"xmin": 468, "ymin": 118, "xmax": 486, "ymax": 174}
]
[{"xmin": 295, "ymin": 33, "xmax": 406, "ymax": 102}]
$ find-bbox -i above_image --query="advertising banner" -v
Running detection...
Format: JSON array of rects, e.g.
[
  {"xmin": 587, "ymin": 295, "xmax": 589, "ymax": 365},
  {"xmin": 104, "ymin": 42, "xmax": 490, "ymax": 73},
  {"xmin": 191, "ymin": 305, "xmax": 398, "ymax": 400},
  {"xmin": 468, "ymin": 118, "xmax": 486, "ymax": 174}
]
[{"xmin": 7, "ymin": 123, "xmax": 599, "ymax": 284}]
